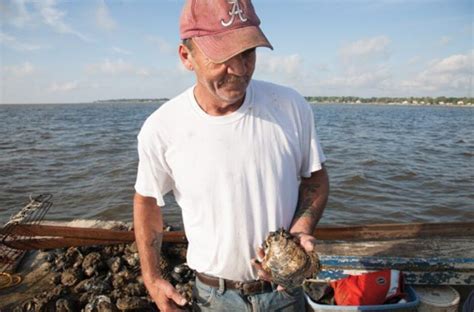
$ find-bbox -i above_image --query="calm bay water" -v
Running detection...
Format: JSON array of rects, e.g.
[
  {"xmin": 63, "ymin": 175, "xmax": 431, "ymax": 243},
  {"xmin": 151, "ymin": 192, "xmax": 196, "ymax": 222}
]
[{"xmin": 1, "ymin": 102, "xmax": 473, "ymax": 228}]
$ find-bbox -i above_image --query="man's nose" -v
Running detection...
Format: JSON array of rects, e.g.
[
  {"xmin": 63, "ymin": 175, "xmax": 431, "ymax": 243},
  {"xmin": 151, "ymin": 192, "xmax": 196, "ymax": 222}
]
[{"xmin": 225, "ymin": 54, "xmax": 247, "ymax": 76}]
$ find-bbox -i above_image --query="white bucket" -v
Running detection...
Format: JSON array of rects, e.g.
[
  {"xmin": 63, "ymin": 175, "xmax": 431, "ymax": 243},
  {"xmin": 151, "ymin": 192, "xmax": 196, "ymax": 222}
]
[{"xmin": 413, "ymin": 286, "xmax": 460, "ymax": 312}]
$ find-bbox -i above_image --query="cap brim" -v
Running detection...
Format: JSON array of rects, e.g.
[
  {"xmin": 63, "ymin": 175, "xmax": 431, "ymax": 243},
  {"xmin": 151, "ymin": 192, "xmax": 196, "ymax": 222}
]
[{"xmin": 192, "ymin": 26, "xmax": 273, "ymax": 63}]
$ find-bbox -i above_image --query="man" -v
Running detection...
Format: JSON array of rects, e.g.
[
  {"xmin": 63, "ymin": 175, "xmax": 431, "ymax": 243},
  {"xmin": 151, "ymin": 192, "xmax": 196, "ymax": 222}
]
[{"xmin": 133, "ymin": 0, "xmax": 329, "ymax": 311}]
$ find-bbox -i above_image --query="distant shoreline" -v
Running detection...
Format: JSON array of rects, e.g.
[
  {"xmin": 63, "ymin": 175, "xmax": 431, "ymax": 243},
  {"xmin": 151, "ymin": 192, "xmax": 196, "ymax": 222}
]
[
  {"xmin": 94, "ymin": 96, "xmax": 473, "ymax": 107},
  {"xmin": 309, "ymin": 101, "xmax": 474, "ymax": 107},
  {"xmin": 1, "ymin": 97, "xmax": 472, "ymax": 107},
  {"xmin": 305, "ymin": 96, "xmax": 473, "ymax": 107},
  {"xmin": 94, "ymin": 98, "xmax": 169, "ymax": 103}
]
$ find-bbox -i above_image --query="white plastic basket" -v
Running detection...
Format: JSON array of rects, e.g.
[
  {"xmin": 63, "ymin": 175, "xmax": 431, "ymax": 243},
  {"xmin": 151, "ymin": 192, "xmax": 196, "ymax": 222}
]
[
  {"xmin": 305, "ymin": 285, "xmax": 419, "ymax": 311},
  {"xmin": 412, "ymin": 286, "xmax": 460, "ymax": 312}
]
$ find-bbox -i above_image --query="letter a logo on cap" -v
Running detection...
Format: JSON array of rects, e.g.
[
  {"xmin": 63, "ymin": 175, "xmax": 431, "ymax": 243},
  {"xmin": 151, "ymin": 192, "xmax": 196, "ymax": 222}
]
[{"xmin": 221, "ymin": 0, "xmax": 248, "ymax": 27}]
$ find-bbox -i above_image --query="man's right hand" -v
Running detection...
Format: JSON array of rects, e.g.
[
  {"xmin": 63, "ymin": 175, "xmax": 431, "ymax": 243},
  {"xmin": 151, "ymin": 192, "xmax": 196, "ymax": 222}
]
[
  {"xmin": 146, "ymin": 277, "xmax": 187, "ymax": 312},
  {"xmin": 134, "ymin": 194, "xmax": 187, "ymax": 311}
]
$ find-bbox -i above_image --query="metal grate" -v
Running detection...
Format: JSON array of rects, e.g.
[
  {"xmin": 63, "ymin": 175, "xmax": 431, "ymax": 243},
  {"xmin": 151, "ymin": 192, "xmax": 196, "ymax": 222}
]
[{"xmin": 0, "ymin": 194, "xmax": 53, "ymax": 289}]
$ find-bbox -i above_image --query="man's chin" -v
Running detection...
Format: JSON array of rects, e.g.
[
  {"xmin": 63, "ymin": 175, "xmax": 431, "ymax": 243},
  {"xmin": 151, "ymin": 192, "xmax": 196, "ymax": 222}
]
[
  {"xmin": 219, "ymin": 92, "xmax": 246, "ymax": 105},
  {"xmin": 219, "ymin": 85, "xmax": 248, "ymax": 100}
]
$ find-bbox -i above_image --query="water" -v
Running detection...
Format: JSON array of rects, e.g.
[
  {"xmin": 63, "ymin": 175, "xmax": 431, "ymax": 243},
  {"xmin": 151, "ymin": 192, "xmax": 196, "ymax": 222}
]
[{"xmin": 1, "ymin": 103, "xmax": 473, "ymax": 228}]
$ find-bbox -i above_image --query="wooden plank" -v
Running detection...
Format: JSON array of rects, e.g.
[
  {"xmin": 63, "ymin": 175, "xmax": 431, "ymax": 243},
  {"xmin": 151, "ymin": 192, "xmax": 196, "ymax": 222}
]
[
  {"xmin": 315, "ymin": 237, "xmax": 474, "ymax": 258},
  {"xmin": 3, "ymin": 222, "xmax": 474, "ymax": 244},
  {"xmin": 3, "ymin": 238, "xmax": 127, "ymax": 250},
  {"xmin": 1, "ymin": 224, "xmax": 187, "ymax": 247},
  {"xmin": 313, "ymin": 222, "xmax": 474, "ymax": 240},
  {"xmin": 2, "ymin": 231, "xmax": 188, "ymax": 250},
  {"xmin": 1, "ymin": 224, "xmax": 135, "ymax": 241}
]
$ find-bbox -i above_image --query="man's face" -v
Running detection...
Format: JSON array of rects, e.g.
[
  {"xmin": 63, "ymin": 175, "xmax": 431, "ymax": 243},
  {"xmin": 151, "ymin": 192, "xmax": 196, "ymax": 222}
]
[{"xmin": 185, "ymin": 42, "xmax": 256, "ymax": 110}]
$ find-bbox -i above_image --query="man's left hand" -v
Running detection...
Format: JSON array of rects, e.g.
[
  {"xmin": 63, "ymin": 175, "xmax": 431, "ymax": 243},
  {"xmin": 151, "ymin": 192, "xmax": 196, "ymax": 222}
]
[
  {"xmin": 251, "ymin": 247, "xmax": 286, "ymax": 291},
  {"xmin": 251, "ymin": 247, "xmax": 272, "ymax": 281},
  {"xmin": 293, "ymin": 232, "xmax": 317, "ymax": 253}
]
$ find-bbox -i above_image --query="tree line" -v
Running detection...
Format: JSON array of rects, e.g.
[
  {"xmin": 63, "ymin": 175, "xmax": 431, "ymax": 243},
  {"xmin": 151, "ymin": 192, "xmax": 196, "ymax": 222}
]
[{"xmin": 304, "ymin": 96, "xmax": 473, "ymax": 105}]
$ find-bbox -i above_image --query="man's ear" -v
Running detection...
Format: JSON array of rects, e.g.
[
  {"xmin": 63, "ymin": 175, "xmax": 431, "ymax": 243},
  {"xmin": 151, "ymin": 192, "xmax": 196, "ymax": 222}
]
[{"xmin": 178, "ymin": 44, "xmax": 194, "ymax": 71}]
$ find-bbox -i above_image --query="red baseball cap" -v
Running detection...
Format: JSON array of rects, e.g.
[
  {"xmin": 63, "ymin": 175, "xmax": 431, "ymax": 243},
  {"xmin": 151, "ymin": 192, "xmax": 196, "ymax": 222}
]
[{"xmin": 180, "ymin": 0, "xmax": 273, "ymax": 63}]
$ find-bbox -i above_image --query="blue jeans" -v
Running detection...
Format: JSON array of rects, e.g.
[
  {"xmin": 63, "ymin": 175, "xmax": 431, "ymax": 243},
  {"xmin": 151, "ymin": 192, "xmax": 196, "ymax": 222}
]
[{"xmin": 192, "ymin": 277, "xmax": 306, "ymax": 311}]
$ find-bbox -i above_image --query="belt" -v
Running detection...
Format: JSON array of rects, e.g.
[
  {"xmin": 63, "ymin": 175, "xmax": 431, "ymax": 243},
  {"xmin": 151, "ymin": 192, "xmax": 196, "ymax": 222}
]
[{"xmin": 196, "ymin": 272, "xmax": 273, "ymax": 296}]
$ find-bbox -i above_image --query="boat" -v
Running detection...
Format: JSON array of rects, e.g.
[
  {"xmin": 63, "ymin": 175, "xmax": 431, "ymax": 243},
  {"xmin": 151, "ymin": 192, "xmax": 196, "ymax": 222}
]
[
  {"xmin": 1, "ymin": 194, "xmax": 473, "ymax": 309},
  {"xmin": 3, "ymin": 221, "xmax": 473, "ymax": 286}
]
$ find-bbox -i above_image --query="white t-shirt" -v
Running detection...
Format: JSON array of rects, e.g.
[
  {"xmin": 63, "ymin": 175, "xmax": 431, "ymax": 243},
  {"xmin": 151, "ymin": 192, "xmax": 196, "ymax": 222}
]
[{"xmin": 135, "ymin": 80, "xmax": 326, "ymax": 281}]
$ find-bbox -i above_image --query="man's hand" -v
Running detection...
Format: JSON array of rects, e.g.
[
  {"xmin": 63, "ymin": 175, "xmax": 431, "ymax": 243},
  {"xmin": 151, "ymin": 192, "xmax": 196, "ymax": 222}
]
[
  {"xmin": 250, "ymin": 233, "xmax": 317, "ymax": 291},
  {"xmin": 251, "ymin": 247, "xmax": 272, "ymax": 281},
  {"xmin": 145, "ymin": 277, "xmax": 187, "ymax": 312},
  {"xmin": 250, "ymin": 246, "xmax": 286, "ymax": 291},
  {"xmin": 293, "ymin": 232, "xmax": 317, "ymax": 253},
  {"xmin": 133, "ymin": 193, "xmax": 187, "ymax": 311}
]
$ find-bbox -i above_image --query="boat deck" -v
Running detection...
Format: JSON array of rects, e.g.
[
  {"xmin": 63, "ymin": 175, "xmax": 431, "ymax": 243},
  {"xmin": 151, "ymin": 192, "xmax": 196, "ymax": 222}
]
[{"xmin": 314, "ymin": 236, "xmax": 474, "ymax": 285}]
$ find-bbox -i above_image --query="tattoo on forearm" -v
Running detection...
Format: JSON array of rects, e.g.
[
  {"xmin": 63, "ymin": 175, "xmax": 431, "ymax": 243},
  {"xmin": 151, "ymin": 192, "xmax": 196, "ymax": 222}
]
[
  {"xmin": 150, "ymin": 231, "xmax": 163, "ymax": 261},
  {"xmin": 297, "ymin": 208, "xmax": 319, "ymax": 219},
  {"xmin": 294, "ymin": 183, "xmax": 321, "ymax": 220}
]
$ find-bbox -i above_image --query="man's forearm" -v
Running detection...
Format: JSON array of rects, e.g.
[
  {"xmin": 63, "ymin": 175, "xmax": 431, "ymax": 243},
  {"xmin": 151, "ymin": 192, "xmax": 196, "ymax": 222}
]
[
  {"xmin": 290, "ymin": 166, "xmax": 329, "ymax": 235},
  {"xmin": 133, "ymin": 193, "xmax": 165, "ymax": 285}
]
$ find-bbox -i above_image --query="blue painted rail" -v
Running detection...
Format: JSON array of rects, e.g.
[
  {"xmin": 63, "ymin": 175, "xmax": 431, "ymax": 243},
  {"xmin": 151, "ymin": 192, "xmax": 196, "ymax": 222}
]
[{"xmin": 313, "ymin": 237, "xmax": 474, "ymax": 285}]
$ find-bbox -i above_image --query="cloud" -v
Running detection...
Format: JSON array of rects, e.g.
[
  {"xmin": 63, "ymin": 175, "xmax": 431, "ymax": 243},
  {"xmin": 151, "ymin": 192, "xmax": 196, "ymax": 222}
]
[
  {"xmin": 85, "ymin": 58, "xmax": 151, "ymax": 77},
  {"xmin": 439, "ymin": 36, "xmax": 452, "ymax": 46},
  {"xmin": 320, "ymin": 65, "xmax": 392, "ymax": 90},
  {"xmin": 35, "ymin": 0, "xmax": 92, "ymax": 42},
  {"xmin": 146, "ymin": 35, "xmax": 174, "ymax": 54},
  {"xmin": 407, "ymin": 56, "xmax": 421, "ymax": 66},
  {"xmin": 313, "ymin": 35, "xmax": 395, "ymax": 94},
  {"xmin": 314, "ymin": 63, "xmax": 330, "ymax": 72},
  {"xmin": 0, "ymin": 0, "xmax": 31, "ymax": 28},
  {"xmin": 400, "ymin": 50, "xmax": 473, "ymax": 93},
  {"xmin": 48, "ymin": 80, "xmax": 79, "ymax": 92},
  {"xmin": 0, "ymin": 32, "xmax": 41, "ymax": 51},
  {"xmin": 96, "ymin": 0, "xmax": 117, "ymax": 31},
  {"xmin": 256, "ymin": 53, "xmax": 303, "ymax": 76},
  {"xmin": 339, "ymin": 35, "xmax": 391, "ymax": 63},
  {"xmin": 430, "ymin": 52, "xmax": 472, "ymax": 74},
  {"xmin": 112, "ymin": 46, "xmax": 131, "ymax": 55},
  {"xmin": 2, "ymin": 62, "xmax": 35, "ymax": 77}
]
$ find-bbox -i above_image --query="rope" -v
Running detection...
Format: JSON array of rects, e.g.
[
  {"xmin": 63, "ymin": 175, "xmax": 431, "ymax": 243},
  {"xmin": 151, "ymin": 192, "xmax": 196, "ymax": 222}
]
[{"xmin": 0, "ymin": 272, "xmax": 22, "ymax": 289}]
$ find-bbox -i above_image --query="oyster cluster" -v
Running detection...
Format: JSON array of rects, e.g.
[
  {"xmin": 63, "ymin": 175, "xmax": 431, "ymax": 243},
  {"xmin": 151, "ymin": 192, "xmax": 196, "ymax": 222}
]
[
  {"xmin": 15, "ymin": 243, "xmax": 151, "ymax": 312},
  {"xmin": 261, "ymin": 228, "xmax": 320, "ymax": 289},
  {"xmin": 170, "ymin": 263, "xmax": 195, "ymax": 308},
  {"xmin": 14, "ymin": 238, "xmax": 189, "ymax": 312}
]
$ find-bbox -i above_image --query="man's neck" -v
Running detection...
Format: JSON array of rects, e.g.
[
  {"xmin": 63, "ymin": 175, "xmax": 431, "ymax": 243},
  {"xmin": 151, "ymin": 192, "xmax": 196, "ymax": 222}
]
[{"xmin": 193, "ymin": 87, "xmax": 245, "ymax": 116}]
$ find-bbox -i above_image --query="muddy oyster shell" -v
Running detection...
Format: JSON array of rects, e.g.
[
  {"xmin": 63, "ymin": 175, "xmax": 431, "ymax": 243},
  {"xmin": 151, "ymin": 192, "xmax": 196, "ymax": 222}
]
[
  {"xmin": 61, "ymin": 268, "xmax": 82, "ymax": 287},
  {"xmin": 261, "ymin": 228, "xmax": 320, "ymax": 289},
  {"xmin": 55, "ymin": 298, "xmax": 76, "ymax": 312},
  {"xmin": 115, "ymin": 296, "xmax": 150, "ymax": 311},
  {"xmin": 170, "ymin": 263, "xmax": 195, "ymax": 307},
  {"xmin": 83, "ymin": 295, "xmax": 116, "ymax": 312},
  {"xmin": 106, "ymin": 257, "xmax": 122, "ymax": 274},
  {"xmin": 82, "ymin": 252, "xmax": 103, "ymax": 277}
]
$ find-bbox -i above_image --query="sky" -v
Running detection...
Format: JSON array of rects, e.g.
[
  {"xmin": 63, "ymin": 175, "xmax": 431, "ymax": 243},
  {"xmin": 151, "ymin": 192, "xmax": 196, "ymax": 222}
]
[{"xmin": 0, "ymin": 0, "xmax": 472, "ymax": 104}]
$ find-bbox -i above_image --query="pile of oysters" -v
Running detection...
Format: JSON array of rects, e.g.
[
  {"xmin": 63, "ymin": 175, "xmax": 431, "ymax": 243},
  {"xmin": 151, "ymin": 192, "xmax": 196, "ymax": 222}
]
[{"xmin": 14, "ymin": 240, "xmax": 188, "ymax": 312}]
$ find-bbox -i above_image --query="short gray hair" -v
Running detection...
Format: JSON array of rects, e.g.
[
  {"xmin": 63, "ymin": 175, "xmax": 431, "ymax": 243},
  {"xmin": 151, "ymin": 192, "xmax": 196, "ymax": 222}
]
[{"xmin": 182, "ymin": 38, "xmax": 193, "ymax": 52}]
